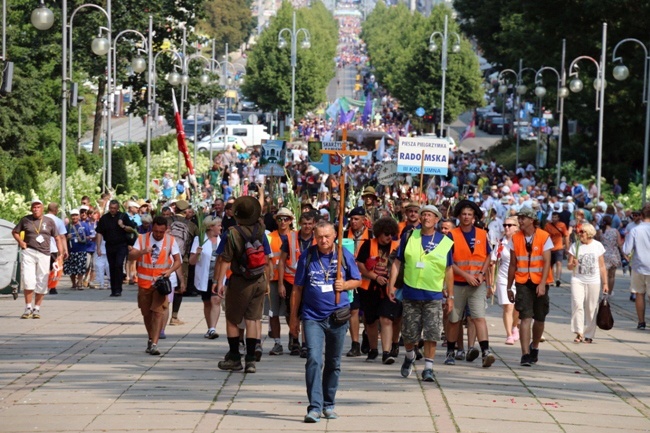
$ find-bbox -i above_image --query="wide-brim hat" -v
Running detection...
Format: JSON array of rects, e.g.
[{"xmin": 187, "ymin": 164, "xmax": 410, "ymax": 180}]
[
  {"xmin": 233, "ymin": 196, "xmax": 262, "ymax": 226},
  {"xmin": 404, "ymin": 201, "xmax": 421, "ymax": 210},
  {"xmin": 361, "ymin": 186, "xmax": 378, "ymax": 198},
  {"xmin": 175, "ymin": 200, "xmax": 190, "ymax": 212},
  {"xmin": 517, "ymin": 206, "xmax": 537, "ymax": 220},
  {"xmin": 420, "ymin": 205, "xmax": 442, "ymax": 218},
  {"xmin": 454, "ymin": 199, "xmax": 483, "ymax": 220}
]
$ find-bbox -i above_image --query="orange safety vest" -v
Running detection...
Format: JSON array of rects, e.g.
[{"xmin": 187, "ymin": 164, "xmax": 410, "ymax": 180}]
[
  {"xmin": 136, "ymin": 233, "xmax": 174, "ymax": 289},
  {"xmin": 359, "ymin": 238, "xmax": 400, "ymax": 290},
  {"xmin": 397, "ymin": 221, "xmax": 407, "ymax": 237},
  {"xmin": 283, "ymin": 232, "xmax": 316, "ymax": 285},
  {"xmin": 269, "ymin": 230, "xmax": 292, "ymax": 281},
  {"xmin": 513, "ymin": 228, "xmax": 554, "ymax": 285},
  {"xmin": 347, "ymin": 227, "xmax": 370, "ymax": 257},
  {"xmin": 450, "ymin": 227, "xmax": 489, "ymax": 284}
]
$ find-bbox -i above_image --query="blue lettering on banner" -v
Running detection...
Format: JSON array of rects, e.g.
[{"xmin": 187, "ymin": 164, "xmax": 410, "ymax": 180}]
[
  {"xmin": 397, "ymin": 165, "xmax": 448, "ymax": 175},
  {"xmin": 399, "ymin": 152, "xmax": 447, "ymax": 163}
]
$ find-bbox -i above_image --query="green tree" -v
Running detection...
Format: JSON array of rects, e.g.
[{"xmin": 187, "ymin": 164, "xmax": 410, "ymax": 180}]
[
  {"xmin": 241, "ymin": 1, "xmax": 337, "ymax": 119},
  {"xmin": 362, "ymin": 3, "xmax": 484, "ymax": 121},
  {"xmin": 198, "ymin": 0, "xmax": 254, "ymax": 55}
]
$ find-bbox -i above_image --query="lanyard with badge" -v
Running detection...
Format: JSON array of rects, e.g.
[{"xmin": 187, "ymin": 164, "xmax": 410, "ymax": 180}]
[
  {"xmin": 316, "ymin": 251, "xmax": 334, "ymax": 293},
  {"xmin": 32, "ymin": 217, "xmax": 45, "ymax": 244}
]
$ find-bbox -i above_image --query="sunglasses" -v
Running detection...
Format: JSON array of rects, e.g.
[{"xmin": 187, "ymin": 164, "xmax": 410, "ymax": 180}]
[
  {"xmin": 503, "ymin": 224, "xmax": 517, "ymax": 228},
  {"xmin": 276, "ymin": 216, "xmax": 292, "ymax": 222}
]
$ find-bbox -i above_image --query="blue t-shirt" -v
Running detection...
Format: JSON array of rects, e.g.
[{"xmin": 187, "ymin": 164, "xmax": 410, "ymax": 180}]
[
  {"xmin": 68, "ymin": 222, "xmax": 92, "ymax": 253},
  {"xmin": 397, "ymin": 230, "xmax": 452, "ymax": 301},
  {"xmin": 83, "ymin": 221, "xmax": 96, "ymax": 253},
  {"xmin": 294, "ymin": 246, "xmax": 362, "ymax": 321}
]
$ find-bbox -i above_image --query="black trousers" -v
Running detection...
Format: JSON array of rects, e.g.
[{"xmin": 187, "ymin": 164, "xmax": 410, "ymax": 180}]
[{"xmin": 106, "ymin": 244, "xmax": 128, "ymax": 295}]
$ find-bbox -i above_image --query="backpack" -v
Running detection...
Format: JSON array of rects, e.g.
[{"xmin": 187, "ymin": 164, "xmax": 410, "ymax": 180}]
[
  {"xmin": 176, "ymin": 182, "xmax": 185, "ymax": 194},
  {"xmin": 169, "ymin": 217, "xmax": 192, "ymax": 257},
  {"xmin": 233, "ymin": 224, "xmax": 267, "ymax": 280}
]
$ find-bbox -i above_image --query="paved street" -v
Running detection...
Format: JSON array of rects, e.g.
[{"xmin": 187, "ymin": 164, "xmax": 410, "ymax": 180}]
[{"xmin": 1, "ymin": 267, "xmax": 649, "ymax": 433}]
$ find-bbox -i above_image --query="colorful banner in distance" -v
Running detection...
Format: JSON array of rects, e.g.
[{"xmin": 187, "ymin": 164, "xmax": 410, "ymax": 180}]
[
  {"xmin": 307, "ymin": 141, "xmax": 344, "ymax": 174},
  {"xmin": 396, "ymin": 136, "xmax": 449, "ymax": 176},
  {"xmin": 259, "ymin": 140, "xmax": 287, "ymax": 176}
]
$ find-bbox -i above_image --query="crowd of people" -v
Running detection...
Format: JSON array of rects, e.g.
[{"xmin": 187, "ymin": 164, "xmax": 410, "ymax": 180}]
[{"xmin": 11, "ymin": 8, "xmax": 650, "ymax": 426}]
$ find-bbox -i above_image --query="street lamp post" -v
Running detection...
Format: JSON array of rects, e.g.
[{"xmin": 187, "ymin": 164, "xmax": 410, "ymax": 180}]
[
  {"xmin": 428, "ymin": 15, "xmax": 460, "ymax": 137},
  {"xmin": 278, "ymin": 11, "xmax": 310, "ymax": 140},
  {"xmin": 612, "ymin": 38, "xmax": 650, "ymax": 205},
  {"xmin": 533, "ymin": 59, "xmax": 569, "ymax": 174},
  {"xmin": 498, "ymin": 62, "xmax": 535, "ymax": 168},
  {"xmin": 568, "ymin": 23, "xmax": 607, "ymax": 200},
  {"xmin": 32, "ymin": 0, "xmax": 111, "ymax": 213}
]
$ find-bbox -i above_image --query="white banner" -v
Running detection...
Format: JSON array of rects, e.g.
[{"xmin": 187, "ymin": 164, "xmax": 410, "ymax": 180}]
[{"xmin": 397, "ymin": 137, "xmax": 449, "ymax": 176}]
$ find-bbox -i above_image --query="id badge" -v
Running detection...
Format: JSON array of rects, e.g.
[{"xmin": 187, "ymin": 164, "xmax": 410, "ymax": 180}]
[
  {"xmin": 416, "ymin": 261, "xmax": 425, "ymax": 269},
  {"xmin": 321, "ymin": 284, "xmax": 333, "ymax": 293},
  {"xmin": 36, "ymin": 235, "xmax": 44, "ymax": 244}
]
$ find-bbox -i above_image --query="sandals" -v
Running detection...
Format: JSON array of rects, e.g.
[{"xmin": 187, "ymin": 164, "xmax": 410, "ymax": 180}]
[
  {"xmin": 574, "ymin": 334, "xmax": 584, "ymax": 343},
  {"xmin": 584, "ymin": 338, "xmax": 593, "ymax": 344}
]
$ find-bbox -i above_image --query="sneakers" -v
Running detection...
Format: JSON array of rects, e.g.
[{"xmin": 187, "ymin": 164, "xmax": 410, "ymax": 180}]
[
  {"xmin": 382, "ymin": 352, "xmax": 396, "ymax": 365},
  {"xmin": 444, "ymin": 351, "xmax": 456, "ymax": 365},
  {"xmin": 400, "ymin": 356, "xmax": 415, "ymax": 377},
  {"xmin": 300, "ymin": 346, "xmax": 308, "ymax": 358},
  {"xmin": 31, "ymin": 309, "xmax": 40, "ymax": 319},
  {"xmin": 366, "ymin": 349, "xmax": 379, "ymax": 361},
  {"xmin": 204, "ymin": 329, "xmax": 219, "ymax": 339},
  {"xmin": 520, "ymin": 354, "xmax": 532, "ymax": 367},
  {"xmin": 169, "ymin": 317, "xmax": 185, "ymax": 326},
  {"xmin": 346, "ymin": 342, "xmax": 361, "ymax": 357},
  {"xmin": 421, "ymin": 369, "xmax": 435, "ymax": 382},
  {"xmin": 454, "ymin": 350, "xmax": 465, "ymax": 361},
  {"xmin": 149, "ymin": 344, "xmax": 161, "ymax": 355},
  {"xmin": 638, "ymin": 322, "xmax": 646, "ymax": 330},
  {"xmin": 361, "ymin": 330, "xmax": 369, "ymax": 354},
  {"xmin": 505, "ymin": 336, "xmax": 515, "ymax": 345},
  {"xmin": 512, "ymin": 327, "xmax": 520, "ymax": 342},
  {"xmin": 20, "ymin": 308, "xmax": 32, "ymax": 319},
  {"xmin": 254, "ymin": 343, "xmax": 263, "ymax": 362},
  {"xmin": 304, "ymin": 410, "xmax": 321, "ymax": 423},
  {"xmin": 245, "ymin": 360, "xmax": 256, "ymax": 373},
  {"xmin": 269, "ymin": 343, "xmax": 284, "ymax": 355},
  {"xmin": 49, "ymin": 288, "xmax": 58, "ymax": 295},
  {"xmin": 323, "ymin": 407, "xmax": 338, "ymax": 419},
  {"xmin": 466, "ymin": 347, "xmax": 480, "ymax": 362},
  {"xmin": 290, "ymin": 345, "xmax": 301, "ymax": 356},
  {"xmin": 482, "ymin": 350, "xmax": 495, "ymax": 368},
  {"xmin": 146, "ymin": 339, "xmax": 152, "ymax": 353},
  {"xmin": 529, "ymin": 343, "xmax": 539, "ymax": 364},
  {"xmin": 218, "ymin": 356, "xmax": 243, "ymax": 371}
]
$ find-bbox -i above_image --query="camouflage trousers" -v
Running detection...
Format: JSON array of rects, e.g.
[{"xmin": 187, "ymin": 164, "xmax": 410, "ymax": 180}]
[{"xmin": 401, "ymin": 299, "xmax": 443, "ymax": 345}]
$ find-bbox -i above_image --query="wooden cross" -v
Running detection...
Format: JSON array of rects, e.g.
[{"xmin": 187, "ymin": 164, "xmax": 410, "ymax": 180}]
[{"xmin": 321, "ymin": 128, "xmax": 368, "ymax": 304}]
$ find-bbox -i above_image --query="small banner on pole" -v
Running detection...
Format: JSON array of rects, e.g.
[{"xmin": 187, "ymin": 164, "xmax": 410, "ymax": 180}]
[
  {"xmin": 397, "ymin": 136, "xmax": 449, "ymax": 176},
  {"xmin": 259, "ymin": 140, "xmax": 287, "ymax": 175}
]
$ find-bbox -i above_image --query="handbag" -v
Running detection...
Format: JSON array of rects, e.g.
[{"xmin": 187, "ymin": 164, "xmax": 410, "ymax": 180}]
[
  {"xmin": 330, "ymin": 306, "xmax": 351, "ymax": 325},
  {"xmin": 597, "ymin": 295, "xmax": 614, "ymax": 330},
  {"xmin": 152, "ymin": 276, "xmax": 172, "ymax": 296}
]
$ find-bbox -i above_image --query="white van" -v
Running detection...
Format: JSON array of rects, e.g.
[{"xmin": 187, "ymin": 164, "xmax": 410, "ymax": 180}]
[{"xmin": 200, "ymin": 124, "xmax": 270, "ymax": 147}]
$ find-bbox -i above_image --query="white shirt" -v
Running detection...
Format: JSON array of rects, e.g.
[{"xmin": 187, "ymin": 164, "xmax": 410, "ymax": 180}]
[
  {"xmin": 45, "ymin": 213, "xmax": 67, "ymax": 253},
  {"xmin": 569, "ymin": 239, "xmax": 605, "ymax": 284},
  {"xmin": 487, "ymin": 217, "xmax": 504, "ymax": 247},
  {"xmin": 190, "ymin": 236, "xmax": 221, "ymax": 292},
  {"xmin": 491, "ymin": 238, "xmax": 515, "ymax": 288},
  {"xmin": 623, "ymin": 221, "xmax": 650, "ymax": 275}
]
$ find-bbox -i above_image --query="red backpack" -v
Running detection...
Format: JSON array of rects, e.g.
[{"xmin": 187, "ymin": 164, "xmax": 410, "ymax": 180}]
[{"xmin": 233, "ymin": 224, "xmax": 267, "ymax": 280}]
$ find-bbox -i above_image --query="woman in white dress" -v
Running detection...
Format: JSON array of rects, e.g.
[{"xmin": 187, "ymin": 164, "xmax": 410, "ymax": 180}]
[
  {"xmin": 189, "ymin": 216, "xmax": 223, "ymax": 339},
  {"xmin": 567, "ymin": 222, "xmax": 609, "ymax": 343},
  {"xmin": 490, "ymin": 217, "xmax": 520, "ymax": 345}
]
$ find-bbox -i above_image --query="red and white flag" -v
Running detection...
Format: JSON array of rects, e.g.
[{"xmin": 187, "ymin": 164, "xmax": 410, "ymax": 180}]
[{"xmin": 459, "ymin": 114, "xmax": 476, "ymax": 143}]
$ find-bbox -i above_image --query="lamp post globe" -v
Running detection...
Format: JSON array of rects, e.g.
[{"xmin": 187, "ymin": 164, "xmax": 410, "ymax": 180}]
[
  {"xmin": 534, "ymin": 86, "xmax": 547, "ymax": 98},
  {"xmin": 31, "ymin": 5, "xmax": 54, "ymax": 30},
  {"xmin": 91, "ymin": 37, "xmax": 110, "ymax": 56},
  {"xmin": 558, "ymin": 86, "xmax": 570, "ymax": 98},
  {"xmin": 278, "ymin": 39, "xmax": 287, "ymax": 50},
  {"xmin": 613, "ymin": 64, "xmax": 630, "ymax": 81},
  {"xmin": 498, "ymin": 84, "xmax": 508, "ymax": 94},
  {"xmin": 199, "ymin": 73, "xmax": 210, "ymax": 86},
  {"xmin": 428, "ymin": 42, "xmax": 437, "ymax": 52},
  {"xmin": 301, "ymin": 40, "xmax": 311, "ymax": 49},
  {"xmin": 145, "ymin": 71, "xmax": 156, "ymax": 84},
  {"xmin": 452, "ymin": 43, "xmax": 461, "ymax": 53},
  {"xmin": 131, "ymin": 57, "xmax": 146, "ymax": 74},
  {"xmin": 593, "ymin": 78, "xmax": 607, "ymax": 90},
  {"xmin": 181, "ymin": 74, "xmax": 190, "ymax": 86},
  {"xmin": 168, "ymin": 71, "xmax": 181, "ymax": 86},
  {"xmin": 569, "ymin": 78, "xmax": 584, "ymax": 93},
  {"xmin": 516, "ymin": 84, "xmax": 527, "ymax": 95}
]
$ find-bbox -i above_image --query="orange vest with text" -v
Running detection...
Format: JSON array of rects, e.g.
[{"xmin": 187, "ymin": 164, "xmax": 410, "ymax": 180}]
[
  {"xmin": 450, "ymin": 227, "xmax": 488, "ymax": 284},
  {"xmin": 283, "ymin": 231, "xmax": 316, "ymax": 285},
  {"xmin": 513, "ymin": 228, "xmax": 554, "ymax": 285},
  {"xmin": 136, "ymin": 233, "xmax": 174, "ymax": 289}
]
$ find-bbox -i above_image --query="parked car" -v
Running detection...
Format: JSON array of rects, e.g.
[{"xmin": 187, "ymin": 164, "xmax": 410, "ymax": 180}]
[
  {"xmin": 225, "ymin": 113, "xmax": 244, "ymax": 125},
  {"xmin": 195, "ymin": 135, "xmax": 247, "ymax": 153},
  {"xmin": 80, "ymin": 140, "xmax": 125, "ymax": 152},
  {"xmin": 183, "ymin": 120, "xmax": 212, "ymax": 142},
  {"xmin": 239, "ymin": 100, "xmax": 259, "ymax": 111},
  {"xmin": 200, "ymin": 124, "xmax": 270, "ymax": 146},
  {"xmin": 481, "ymin": 113, "xmax": 500, "ymax": 132},
  {"xmin": 487, "ymin": 117, "xmax": 512, "ymax": 135}
]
